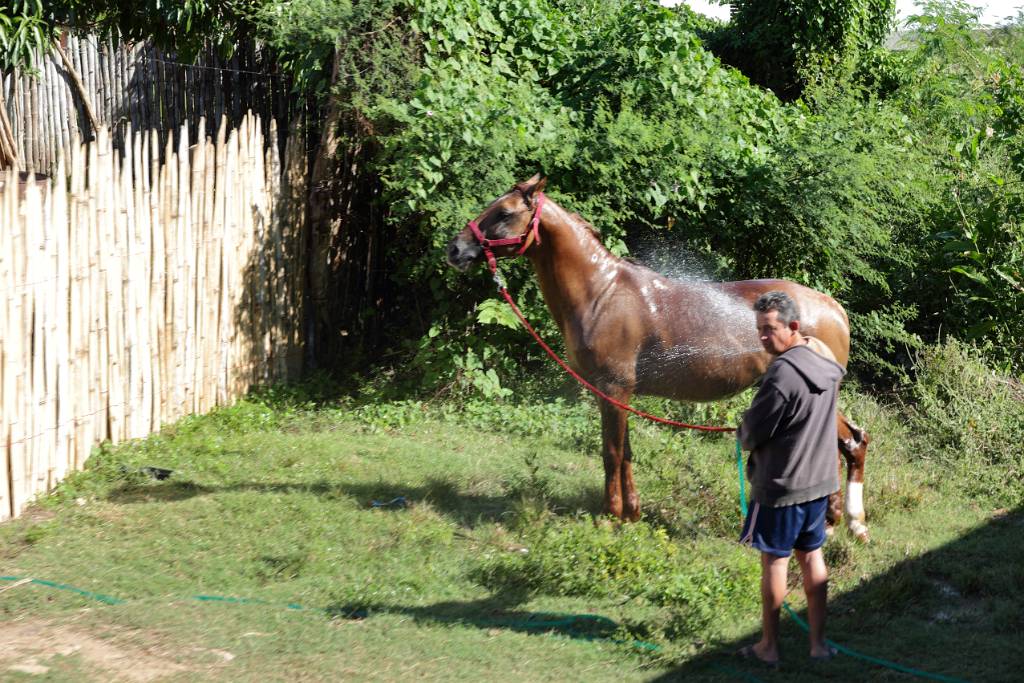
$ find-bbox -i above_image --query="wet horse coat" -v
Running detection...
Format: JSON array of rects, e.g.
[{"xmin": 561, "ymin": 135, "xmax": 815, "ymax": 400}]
[{"xmin": 447, "ymin": 176, "xmax": 868, "ymax": 539}]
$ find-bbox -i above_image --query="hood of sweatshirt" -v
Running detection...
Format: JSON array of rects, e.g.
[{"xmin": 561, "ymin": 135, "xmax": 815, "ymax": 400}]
[{"xmin": 776, "ymin": 344, "xmax": 846, "ymax": 393}]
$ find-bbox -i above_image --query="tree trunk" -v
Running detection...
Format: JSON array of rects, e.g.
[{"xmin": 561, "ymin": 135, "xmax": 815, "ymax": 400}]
[
  {"xmin": 304, "ymin": 44, "xmax": 386, "ymax": 370},
  {"xmin": 305, "ymin": 45, "xmax": 345, "ymax": 368}
]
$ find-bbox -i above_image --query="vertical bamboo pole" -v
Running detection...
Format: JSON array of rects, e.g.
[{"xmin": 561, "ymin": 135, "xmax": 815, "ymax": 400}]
[
  {"xmin": 208, "ymin": 118, "xmax": 225, "ymax": 407},
  {"xmin": 69, "ymin": 137, "xmax": 88, "ymax": 469},
  {"xmin": 174, "ymin": 122, "xmax": 191, "ymax": 417},
  {"xmin": 126, "ymin": 44, "xmax": 139, "ymax": 136},
  {"xmin": 58, "ymin": 40, "xmax": 76, "ymax": 159},
  {"xmin": 28, "ymin": 178, "xmax": 45, "ymax": 499},
  {"xmin": 201, "ymin": 128, "xmax": 217, "ymax": 411},
  {"xmin": 102, "ymin": 36, "xmax": 114, "ymax": 131},
  {"xmin": 232, "ymin": 116, "xmax": 248, "ymax": 395},
  {"xmin": 39, "ymin": 174, "xmax": 58, "ymax": 491},
  {"xmin": 86, "ymin": 36, "xmax": 98, "ymax": 128},
  {"xmin": 149, "ymin": 129, "xmax": 165, "ymax": 429},
  {"xmin": 130, "ymin": 128, "xmax": 152, "ymax": 436},
  {"xmin": 41, "ymin": 58, "xmax": 52, "ymax": 171},
  {"xmin": 119, "ymin": 125, "xmax": 139, "ymax": 439},
  {"xmin": 251, "ymin": 113, "xmax": 270, "ymax": 384},
  {"xmin": 8, "ymin": 169, "xmax": 27, "ymax": 515},
  {"xmin": 52, "ymin": 153, "xmax": 71, "ymax": 483},
  {"xmin": 99, "ymin": 126, "xmax": 123, "ymax": 444},
  {"xmin": 160, "ymin": 131, "xmax": 175, "ymax": 422},
  {"xmin": 49, "ymin": 54, "xmax": 61, "ymax": 168},
  {"xmin": 13, "ymin": 74, "xmax": 23, "ymax": 161},
  {"xmin": 191, "ymin": 119, "xmax": 208, "ymax": 413},
  {"xmin": 24, "ymin": 69, "xmax": 36, "ymax": 170},
  {"xmin": 86, "ymin": 130, "xmax": 104, "ymax": 450},
  {"xmin": 0, "ymin": 171, "xmax": 12, "ymax": 520},
  {"xmin": 21, "ymin": 178, "xmax": 35, "ymax": 504},
  {"xmin": 218, "ymin": 117, "xmax": 234, "ymax": 403}
]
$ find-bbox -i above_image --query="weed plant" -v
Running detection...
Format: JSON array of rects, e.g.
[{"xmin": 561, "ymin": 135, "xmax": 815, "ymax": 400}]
[{"xmin": 906, "ymin": 338, "xmax": 1024, "ymax": 505}]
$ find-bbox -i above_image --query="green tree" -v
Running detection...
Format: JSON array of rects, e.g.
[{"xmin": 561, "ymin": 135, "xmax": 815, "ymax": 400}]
[
  {"xmin": 890, "ymin": 2, "xmax": 1024, "ymax": 368},
  {"xmin": 716, "ymin": 0, "xmax": 897, "ymax": 99}
]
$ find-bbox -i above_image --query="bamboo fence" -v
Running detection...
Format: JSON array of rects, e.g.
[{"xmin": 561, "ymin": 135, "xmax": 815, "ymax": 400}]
[
  {"xmin": 0, "ymin": 112, "xmax": 307, "ymax": 521},
  {"xmin": 1, "ymin": 34, "xmax": 294, "ymax": 174}
]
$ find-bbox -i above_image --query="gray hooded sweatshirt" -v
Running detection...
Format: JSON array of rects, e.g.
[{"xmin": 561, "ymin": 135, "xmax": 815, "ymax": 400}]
[{"xmin": 738, "ymin": 343, "xmax": 844, "ymax": 507}]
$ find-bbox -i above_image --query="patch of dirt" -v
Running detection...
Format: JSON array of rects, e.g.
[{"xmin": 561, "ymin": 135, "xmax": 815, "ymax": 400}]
[
  {"xmin": 0, "ymin": 619, "xmax": 188, "ymax": 681},
  {"xmin": 16, "ymin": 505, "xmax": 58, "ymax": 525}
]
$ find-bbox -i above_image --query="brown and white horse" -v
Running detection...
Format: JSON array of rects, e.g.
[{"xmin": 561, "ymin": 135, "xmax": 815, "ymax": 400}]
[{"xmin": 447, "ymin": 175, "xmax": 869, "ymax": 540}]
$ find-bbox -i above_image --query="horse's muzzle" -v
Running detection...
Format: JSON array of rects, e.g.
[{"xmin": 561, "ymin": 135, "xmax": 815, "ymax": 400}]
[{"xmin": 446, "ymin": 238, "xmax": 481, "ymax": 271}]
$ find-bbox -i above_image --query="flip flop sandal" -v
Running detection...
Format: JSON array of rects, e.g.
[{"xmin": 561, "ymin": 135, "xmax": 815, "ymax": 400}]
[
  {"xmin": 737, "ymin": 644, "xmax": 780, "ymax": 670},
  {"xmin": 810, "ymin": 645, "xmax": 840, "ymax": 662}
]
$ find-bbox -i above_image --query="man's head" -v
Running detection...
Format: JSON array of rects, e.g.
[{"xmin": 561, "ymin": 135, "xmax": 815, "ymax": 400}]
[{"xmin": 753, "ymin": 291, "xmax": 802, "ymax": 356}]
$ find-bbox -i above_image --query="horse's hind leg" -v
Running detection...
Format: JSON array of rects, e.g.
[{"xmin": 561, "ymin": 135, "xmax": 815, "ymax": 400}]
[
  {"xmin": 838, "ymin": 412, "xmax": 870, "ymax": 542},
  {"xmin": 598, "ymin": 397, "xmax": 635, "ymax": 520},
  {"xmin": 621, "ymin": 423, "xmax": 640, "ymax": 522},
  {"xmin": 826, "ymin": 460, "xmax": 844, "ymax": 537}
]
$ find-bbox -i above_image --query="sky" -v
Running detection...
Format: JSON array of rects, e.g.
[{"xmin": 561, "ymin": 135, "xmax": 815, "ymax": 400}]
[{"xmin": 679, "ymin": 0, "xmax": 1024, "ymax": 26}]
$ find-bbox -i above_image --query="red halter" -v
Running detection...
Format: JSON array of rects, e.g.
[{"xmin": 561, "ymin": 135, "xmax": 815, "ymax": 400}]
[{"xmin": 466, "ymin": 193, "xmax": 546, "ymax": 272}]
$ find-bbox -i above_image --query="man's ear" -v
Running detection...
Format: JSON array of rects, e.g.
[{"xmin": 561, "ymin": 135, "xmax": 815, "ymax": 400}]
[
  {"xmin": 789, "ymin": 320, "xmax": 801, "ymax": 332},
  {"xmin": 515, "ymin": 173, "xmax": 547, "ymax": 206}
]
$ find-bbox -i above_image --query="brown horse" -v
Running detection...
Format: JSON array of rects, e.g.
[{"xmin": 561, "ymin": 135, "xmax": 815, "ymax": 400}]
[{"xmin": 447, "ymin": 175, "xmax": 869, "ymax": 540}]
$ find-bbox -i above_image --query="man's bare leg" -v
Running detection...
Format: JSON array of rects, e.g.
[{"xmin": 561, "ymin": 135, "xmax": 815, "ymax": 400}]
[
  {"xmin": 795, "ymin": 547, "xmax": 831, "ymax": 658},
  {"xmin": 749, "ymin": 552, "xmax": 789, "ymax": 663}
]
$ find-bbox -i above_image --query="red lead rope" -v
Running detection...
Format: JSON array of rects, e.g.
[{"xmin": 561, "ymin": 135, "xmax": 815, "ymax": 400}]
[{"xmin": 493, "ymin": 279, "xmax": 736, "ymax": 433}]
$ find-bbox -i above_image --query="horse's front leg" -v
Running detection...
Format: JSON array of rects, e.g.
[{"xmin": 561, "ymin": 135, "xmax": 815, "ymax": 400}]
[
  {"xmin": 838, "ymin": 412, "xmax": 870, "ymax": 542},
  {"xmin": 598, "ymin": 396, "xmax": 638, "ymax": 520}
]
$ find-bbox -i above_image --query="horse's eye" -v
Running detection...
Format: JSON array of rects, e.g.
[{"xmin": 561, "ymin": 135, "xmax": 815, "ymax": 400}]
[{"xmin": 496, "ymin": 210, "xmax": 510, "ymax": 220}]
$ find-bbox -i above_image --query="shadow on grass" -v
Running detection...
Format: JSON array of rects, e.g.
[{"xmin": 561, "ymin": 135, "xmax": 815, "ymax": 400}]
[
  {"xmin": 104, "ymin": 476, "xmax": 606, "ymax": 527},
  {"xmin": 324, "ymin": 586, "xmax": 629, "ymax": 645},
  {"xmin": 650, "ymin": 507, "xmax": 1024, "ymax": 682}
]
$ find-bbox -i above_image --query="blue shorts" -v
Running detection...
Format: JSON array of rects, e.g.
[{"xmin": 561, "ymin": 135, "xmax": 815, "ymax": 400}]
[{"xmin": 739, "ymin": 496, "xmax": 828, "ymax": 558}]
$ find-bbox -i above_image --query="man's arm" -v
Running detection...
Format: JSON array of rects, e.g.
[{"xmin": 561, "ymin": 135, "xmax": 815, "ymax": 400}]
[{"xmin": 738, "ymin": 379, "xmax": 789, "ymax": 451}]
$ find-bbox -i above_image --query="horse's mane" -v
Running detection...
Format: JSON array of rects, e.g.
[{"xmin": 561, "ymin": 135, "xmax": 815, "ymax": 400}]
[{"xmin": 569, "ymin": 212, "xmax": 601, "ymax": 239}]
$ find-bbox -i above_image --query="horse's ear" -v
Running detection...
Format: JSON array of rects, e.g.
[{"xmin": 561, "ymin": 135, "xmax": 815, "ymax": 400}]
[{"xmin": 516, "ymin": 173, "xmax": 547, "ymax": 205}]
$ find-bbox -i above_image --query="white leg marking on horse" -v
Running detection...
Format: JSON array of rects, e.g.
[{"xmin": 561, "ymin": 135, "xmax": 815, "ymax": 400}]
[
  {"xmin": 846, "ymin": 481, "xmax": 868, "ymax": 537},
  {"xmin": 845, "ymin": 481, "xmax": 865, "ymax": 520}
]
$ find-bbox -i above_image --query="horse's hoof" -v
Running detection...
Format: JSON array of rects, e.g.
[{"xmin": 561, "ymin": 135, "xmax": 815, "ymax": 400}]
[
  {"xmin": 623, "ymin": 507, "xmax": 641, "ymax": 523},
  {"xmin": 848, "ymin": 519, "xmax": 869, "ymax": 543}
]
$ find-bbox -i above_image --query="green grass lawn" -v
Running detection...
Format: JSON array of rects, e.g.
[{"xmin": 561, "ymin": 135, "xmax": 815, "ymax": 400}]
[{"xmin": 1, "ymin": 387, "xmax": 1020, "ymax": 681}]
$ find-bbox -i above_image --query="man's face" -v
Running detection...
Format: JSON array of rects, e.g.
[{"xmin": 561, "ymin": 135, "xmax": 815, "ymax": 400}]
[{"xmin": 756, "ymin": 310, "xmax": 800, "ymax": 356}]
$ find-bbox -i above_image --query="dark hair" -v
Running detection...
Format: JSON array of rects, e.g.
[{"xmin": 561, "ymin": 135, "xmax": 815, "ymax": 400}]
[{"xmin": 753, "ymin": 291, "xmax": 800, "ymax": 325}]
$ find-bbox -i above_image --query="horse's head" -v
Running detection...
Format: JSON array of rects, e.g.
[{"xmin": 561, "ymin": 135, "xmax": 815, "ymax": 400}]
[{"xmin": 446, "ymin": 174, "xmax": 548, "ymax": 271}]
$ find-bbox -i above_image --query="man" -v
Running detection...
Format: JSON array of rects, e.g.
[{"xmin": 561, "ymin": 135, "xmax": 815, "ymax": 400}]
[{"xmin": 736, "ymin": 291, "xmax": 843, "ymax": 667}]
